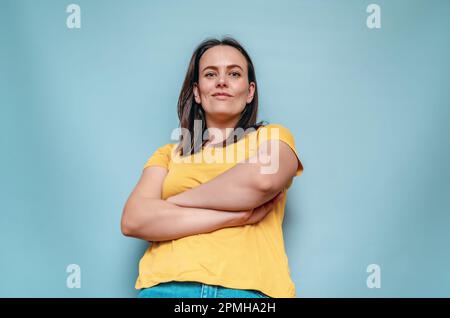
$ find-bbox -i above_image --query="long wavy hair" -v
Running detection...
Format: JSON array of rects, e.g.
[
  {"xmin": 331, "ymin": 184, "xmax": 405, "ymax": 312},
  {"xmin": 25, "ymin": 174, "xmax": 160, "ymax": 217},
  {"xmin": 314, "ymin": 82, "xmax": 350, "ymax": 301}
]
[{"xmin": 175, "ymin": 36, "xmax": 266, "ymax": 157}]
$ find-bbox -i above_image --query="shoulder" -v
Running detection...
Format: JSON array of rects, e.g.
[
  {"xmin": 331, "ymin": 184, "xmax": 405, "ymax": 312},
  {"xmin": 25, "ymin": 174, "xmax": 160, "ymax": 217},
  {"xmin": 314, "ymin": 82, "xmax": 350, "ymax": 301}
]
[
  {"xmin": 155, "ymin": 143, "xmax": 178, "ymax": 153},
  {"xmin": 257, "ymin": 123, "xmax": 296, "ymax": 141},
  {"xmin": 148, "ymin": 143, "xmax": 178, "ymax": 158},
  {"xmin": 257, "ymin": 123, "xmax": 304, "ymax": 177},
  {"xmin": 143, "ymin": 143, "xmax": 178, "ymax": 170}
]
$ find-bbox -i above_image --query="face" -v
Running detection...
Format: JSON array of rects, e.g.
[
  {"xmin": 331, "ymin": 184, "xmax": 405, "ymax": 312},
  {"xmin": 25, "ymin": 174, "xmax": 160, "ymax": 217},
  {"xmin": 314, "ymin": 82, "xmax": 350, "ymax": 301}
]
[{"xmin": 193, "ymin": 45, "xmax": 255, "ymax": 126}]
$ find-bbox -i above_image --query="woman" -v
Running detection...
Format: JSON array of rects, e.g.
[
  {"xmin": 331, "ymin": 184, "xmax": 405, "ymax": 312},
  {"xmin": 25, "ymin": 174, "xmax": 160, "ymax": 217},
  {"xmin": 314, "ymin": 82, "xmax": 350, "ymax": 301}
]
[{"xmin": 121, "ymin": 37, "xmax": 304, "ymax": 298}]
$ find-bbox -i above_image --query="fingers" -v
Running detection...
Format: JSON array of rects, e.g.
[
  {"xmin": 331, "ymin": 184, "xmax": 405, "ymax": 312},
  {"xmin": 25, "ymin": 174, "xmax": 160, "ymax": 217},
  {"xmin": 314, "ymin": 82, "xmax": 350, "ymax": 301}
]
[
  {"xmin": 246, "ymin": 191, "xmax": 286, "ymax": 225},
  {"xmin": 262, "ymin": 192, "xmax": 284, "ymax": 211}
]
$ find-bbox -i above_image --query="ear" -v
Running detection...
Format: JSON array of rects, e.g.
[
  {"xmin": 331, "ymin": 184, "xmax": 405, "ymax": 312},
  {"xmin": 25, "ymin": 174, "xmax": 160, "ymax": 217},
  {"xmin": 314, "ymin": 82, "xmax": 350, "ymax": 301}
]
[
  {"xmin": 193, "ymin": 83, "xmax": 201, "ymax": 104},
  {"xmin": 246, "ymin": 82, "xmax": 256, "ymax": 104}
]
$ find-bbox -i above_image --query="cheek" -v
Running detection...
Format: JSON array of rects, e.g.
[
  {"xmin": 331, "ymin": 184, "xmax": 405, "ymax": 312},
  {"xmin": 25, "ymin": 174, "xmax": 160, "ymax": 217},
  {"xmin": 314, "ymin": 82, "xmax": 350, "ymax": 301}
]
[
  {"xmin": 232, "ymin": 77, "xmax": 249, "ymax": 90},
  {"xmin": 198, "ymin": 80, "xmax": 214, "ymax": 95},
  {"xmin": 234, "ymin": 83, "xmax": 250, "ymax": 97}
]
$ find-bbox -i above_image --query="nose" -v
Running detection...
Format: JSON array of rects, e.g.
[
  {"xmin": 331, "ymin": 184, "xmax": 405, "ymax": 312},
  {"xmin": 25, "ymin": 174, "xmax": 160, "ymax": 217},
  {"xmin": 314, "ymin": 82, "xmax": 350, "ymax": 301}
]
[{"xmin": 216, "ymin": 74, "xmax": 228, "ymax": 88}]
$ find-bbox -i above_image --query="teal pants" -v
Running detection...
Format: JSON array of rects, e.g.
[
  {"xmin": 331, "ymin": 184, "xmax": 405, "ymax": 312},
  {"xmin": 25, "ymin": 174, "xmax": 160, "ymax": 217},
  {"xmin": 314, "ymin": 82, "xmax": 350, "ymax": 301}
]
[{"xmin": 138, "ymin": 281, "xmax": 270, "ymax": 298}]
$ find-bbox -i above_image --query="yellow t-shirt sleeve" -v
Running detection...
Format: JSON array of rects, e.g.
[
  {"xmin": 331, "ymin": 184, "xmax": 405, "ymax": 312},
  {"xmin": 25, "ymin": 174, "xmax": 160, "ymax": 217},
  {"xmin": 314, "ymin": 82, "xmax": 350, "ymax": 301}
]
[
  {"xmin": 143, "ymin": 143, "xmax": 174, "ymax": 170},
  {"xmin": 257, "ymin": 123, "xmax": 304, "ymax": 176}
]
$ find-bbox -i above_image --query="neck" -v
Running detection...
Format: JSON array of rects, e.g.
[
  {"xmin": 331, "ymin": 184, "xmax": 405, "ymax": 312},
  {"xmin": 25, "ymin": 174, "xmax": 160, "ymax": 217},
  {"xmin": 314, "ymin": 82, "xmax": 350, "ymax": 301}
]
[{"xmin": 204, "ymin": 115, "xmax": 240, "ymax": 145}]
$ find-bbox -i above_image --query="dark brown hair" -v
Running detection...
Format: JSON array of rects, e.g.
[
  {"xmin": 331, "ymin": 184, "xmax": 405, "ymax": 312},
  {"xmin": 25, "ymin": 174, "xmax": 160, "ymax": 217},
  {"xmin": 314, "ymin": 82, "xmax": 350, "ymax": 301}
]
[{"xmin": 176, "ymin": 36, "xmax": 266, "ymax": 156}]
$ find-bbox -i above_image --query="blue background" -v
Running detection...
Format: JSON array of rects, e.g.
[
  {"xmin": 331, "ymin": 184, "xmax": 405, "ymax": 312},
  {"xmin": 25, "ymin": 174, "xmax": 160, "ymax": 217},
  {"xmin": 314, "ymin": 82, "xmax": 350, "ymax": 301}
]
[{"xmin": 1, "ymin": 0, "xmax": 449, "ymax": 297}]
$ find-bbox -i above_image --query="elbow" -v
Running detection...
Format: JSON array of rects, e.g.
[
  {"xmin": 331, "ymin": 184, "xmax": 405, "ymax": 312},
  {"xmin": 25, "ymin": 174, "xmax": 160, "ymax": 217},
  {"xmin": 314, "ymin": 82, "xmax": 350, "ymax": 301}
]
[
  {"xmin": 121, "ymin": 219, "xmax": 135, "ymax": 237},
  {"xmin": 256, "ymin": 174, "xmax": 277, "ymax": 194},
  {"xmin": 256, "ymin": 173, "xmax": 291, "ymax": 195},
  {"xmin": 121, "ymin": 210, "xmax": 139, "ymax": 237}
]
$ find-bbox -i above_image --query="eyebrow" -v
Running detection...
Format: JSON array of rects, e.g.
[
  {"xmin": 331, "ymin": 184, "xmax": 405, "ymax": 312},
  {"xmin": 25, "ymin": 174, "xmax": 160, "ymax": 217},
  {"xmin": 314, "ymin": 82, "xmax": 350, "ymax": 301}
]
[{"xmin": 201, "ymin": 64, "xmax": 244, "ymax": 73}]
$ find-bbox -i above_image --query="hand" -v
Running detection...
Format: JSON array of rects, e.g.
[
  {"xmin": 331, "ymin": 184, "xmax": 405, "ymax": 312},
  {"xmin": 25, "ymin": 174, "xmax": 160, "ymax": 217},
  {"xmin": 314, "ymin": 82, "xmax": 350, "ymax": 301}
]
[
  {"xmin": 166, "ymin": 196, "xmax": 175, "ymax": 204},
  {"xmin": 240, "ymin": 192, "xmax": 285, "ymax": 226},
  {"xmin": 166, "ymin": 195, "xmax": 180, "ymax": 205}
]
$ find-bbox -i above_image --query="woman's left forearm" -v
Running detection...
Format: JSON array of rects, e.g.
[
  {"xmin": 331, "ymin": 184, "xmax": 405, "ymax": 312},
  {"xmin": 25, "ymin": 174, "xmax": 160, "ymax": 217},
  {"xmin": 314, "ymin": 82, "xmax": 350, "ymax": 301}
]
[
  {"xmin": 167, "ymin": 160, "xmax": 286, "ymax": 211},
  {"xmin": 167, "ymin": 141, "xmax": 299, "ymax": 211}
]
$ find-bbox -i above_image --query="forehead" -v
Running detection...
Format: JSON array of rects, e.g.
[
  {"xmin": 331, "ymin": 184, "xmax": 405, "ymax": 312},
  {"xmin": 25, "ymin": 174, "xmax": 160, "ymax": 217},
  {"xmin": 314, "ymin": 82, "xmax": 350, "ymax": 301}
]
[{"xmin": 199, "ymin": 45, "xmax": 247, "ymax": 69}]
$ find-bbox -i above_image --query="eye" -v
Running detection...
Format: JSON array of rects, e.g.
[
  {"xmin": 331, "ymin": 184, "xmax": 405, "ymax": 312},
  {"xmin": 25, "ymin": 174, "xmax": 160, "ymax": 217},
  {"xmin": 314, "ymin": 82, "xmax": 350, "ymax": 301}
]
[
  {"xmin": 230, "ymin": 72, "xmax": 241, "ymax": 77},
  {"xmin": 205, "ymin": 72, "xmax": 216, "ymax": 77}
]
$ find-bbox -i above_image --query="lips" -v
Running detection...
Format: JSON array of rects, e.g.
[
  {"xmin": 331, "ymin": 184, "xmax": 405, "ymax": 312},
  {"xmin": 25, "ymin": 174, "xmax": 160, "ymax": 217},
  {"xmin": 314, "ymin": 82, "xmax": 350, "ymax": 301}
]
[
  {"xmin": 213, "ymin": 94, "xmax": 232, "ymax": 100},
  {"xmin": 212, "ymin": 92, "xmax": 233, "ymax": 97}
]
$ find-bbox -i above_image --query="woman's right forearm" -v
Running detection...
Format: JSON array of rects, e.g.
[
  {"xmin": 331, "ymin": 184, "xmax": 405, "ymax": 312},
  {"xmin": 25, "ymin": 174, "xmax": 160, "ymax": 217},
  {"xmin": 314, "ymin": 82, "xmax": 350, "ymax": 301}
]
[{"xmin": 121, "ymin": 197, "xmax": 247, "ymax": 242}]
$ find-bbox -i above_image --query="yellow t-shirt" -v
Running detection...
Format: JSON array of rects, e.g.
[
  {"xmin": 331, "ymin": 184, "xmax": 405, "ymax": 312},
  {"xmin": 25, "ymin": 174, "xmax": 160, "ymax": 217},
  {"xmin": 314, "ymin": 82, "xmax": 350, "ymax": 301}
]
[{"xmin": 134, "ymin": 123, "xmax": 304, "ymax": 298}]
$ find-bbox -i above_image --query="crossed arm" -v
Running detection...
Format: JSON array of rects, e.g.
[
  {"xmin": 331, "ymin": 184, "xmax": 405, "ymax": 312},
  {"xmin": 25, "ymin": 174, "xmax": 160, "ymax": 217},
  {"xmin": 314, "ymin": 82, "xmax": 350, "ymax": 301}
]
[
  {"xmin": 166, "ymin": 140, "xmax": 300, "ymax": 211},
  {"xmin": 121, "ymin": 140, "xmax": 300, "ymax": 242}
]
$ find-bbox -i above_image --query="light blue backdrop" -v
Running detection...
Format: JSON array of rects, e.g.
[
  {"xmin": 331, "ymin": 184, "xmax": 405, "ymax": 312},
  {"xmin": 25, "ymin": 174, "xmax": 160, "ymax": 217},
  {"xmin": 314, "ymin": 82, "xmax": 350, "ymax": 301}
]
[{"xmin": 1, "ymin": 0, "xmax": 449, "ymax": 297}]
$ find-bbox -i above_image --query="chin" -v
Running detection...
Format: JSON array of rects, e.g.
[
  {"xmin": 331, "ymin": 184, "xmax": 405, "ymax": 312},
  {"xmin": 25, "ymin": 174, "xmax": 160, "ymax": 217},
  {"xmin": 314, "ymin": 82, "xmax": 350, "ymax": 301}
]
[
  {"xmin": 207, "ymin": 111, "xmax": 242, "ymax": 123},
  {"xmin": 207, "ymin": 105, "xmax": 244, "ymax": 115}
]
